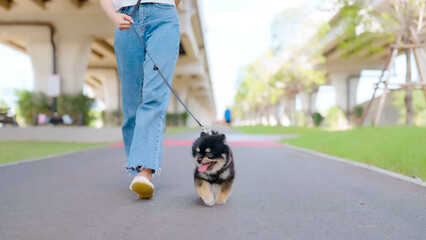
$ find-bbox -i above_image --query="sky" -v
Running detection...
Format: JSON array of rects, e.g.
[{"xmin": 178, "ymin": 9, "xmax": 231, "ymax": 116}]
[
  {"xmin": 200, "ymin": 0, "xmax": 324, "ymax": 117},
  {"xmin": 0, "ymin": 46, "xmax": 33, "ymax": 107},
  {"xmin": 0, "ymin": 0, "xmax": 418, "ymax": 119},
  {"xmin": 199, "ymin": 0, "xmax": 417, "ymax": 115}
]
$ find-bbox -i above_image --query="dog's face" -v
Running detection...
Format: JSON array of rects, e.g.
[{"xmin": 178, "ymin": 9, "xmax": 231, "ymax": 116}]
[{"xmin": 192, "ymin": 131, "xmax": 229, "ymax": 173}]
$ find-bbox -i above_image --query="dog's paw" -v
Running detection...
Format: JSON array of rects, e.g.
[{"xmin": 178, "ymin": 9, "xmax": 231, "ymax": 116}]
[
  {"xmin": 215, "ymin": 199, "xmax": 227, "ymax": 205},
  {"xmin": 203, "ymin": 198, "xmax": 215, "ymax": 206}
]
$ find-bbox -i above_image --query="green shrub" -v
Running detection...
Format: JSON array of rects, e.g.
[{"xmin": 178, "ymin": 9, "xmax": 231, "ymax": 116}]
[
  {"xmin": 0, "ymin": 100, "xmax": 9, "ymax": 110},
  {"xmin": 294, "ymin": 111, "xmax": 308, "ymax": 127},
  {"xmin": 14, "ymin": 90, "xmax": 50, "ymax": 125},
  {"xmin": 312, "ymin": 112, "xmax": 324, "ymax": 127},
  {"xmin": 325, "ymin": 106, "xmax": 345, "ymax": 127},
  {"xmin": 353, "ymin": 105, "xmax": 364, "ymax": 119},
  {"xmin": 57, "ymin": 93, "xmax": 95, "ymax": 126},
  {"xmin": 166, "ymin": 112, "xmax": 188, "ymax": 126},
  {"xmin": 14, "ymin": 90, "xmax": 95, "ymax": 126},
  {"xmin": 88, "ymin": 109, "xmax": 103, "ymax": 127},
  {"xmin": 392, "ymin": 90, "xmax": 426, "ymax": 126}
]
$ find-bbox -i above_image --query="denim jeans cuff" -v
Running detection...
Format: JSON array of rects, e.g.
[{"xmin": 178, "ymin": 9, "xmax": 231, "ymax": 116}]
[{"xmin": 125, "ymin": 165, "xmax": 161, "ymax": 176}]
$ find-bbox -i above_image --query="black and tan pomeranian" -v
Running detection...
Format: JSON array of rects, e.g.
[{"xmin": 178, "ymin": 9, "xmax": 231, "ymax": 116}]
[{"xmin": 192, "ymin": 131, "xmax": 235, "ymax": 206}]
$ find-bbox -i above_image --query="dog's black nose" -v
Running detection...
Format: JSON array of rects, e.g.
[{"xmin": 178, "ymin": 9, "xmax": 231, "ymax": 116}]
[{"xmin": 197, "ymin": 158, "xmax": 202, "ymax": 164}]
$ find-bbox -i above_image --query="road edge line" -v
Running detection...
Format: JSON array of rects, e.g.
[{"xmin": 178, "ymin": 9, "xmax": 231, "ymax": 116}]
[
  {"xmin": 0, "ymin": 145, "xmax": 111, "ymax": 168},
  {"xmin": 281, "ymin": 143, "xmax": 426, "ymax": 188}
]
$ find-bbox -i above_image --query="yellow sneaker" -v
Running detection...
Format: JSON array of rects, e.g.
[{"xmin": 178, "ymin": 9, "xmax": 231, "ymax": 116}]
[{"xmin": 129, "ymin": 176, "xmax": 154, "ymax": 199}]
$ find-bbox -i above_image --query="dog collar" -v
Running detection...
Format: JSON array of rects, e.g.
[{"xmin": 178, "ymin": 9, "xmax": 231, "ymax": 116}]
[{"xmin": 216, "ymin": 154, "xmax": 232, "ymax": 174}]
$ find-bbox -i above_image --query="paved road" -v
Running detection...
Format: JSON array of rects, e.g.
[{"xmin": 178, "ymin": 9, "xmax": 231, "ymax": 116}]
[
  {"xmin": 1, "ymin": 128, "xmax": 425, "ymax": 240},
  {"xmin": 0, "ymin": 126, "xmax": 122, "ymax": 143}
]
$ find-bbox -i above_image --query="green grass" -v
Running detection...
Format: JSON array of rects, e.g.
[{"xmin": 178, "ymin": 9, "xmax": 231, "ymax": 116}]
[
  {"xmin": 0, "ymin": 127, "xmax": 195, "ymax": 165},
  {"xmin": 165, "ymin": 126, "xmax": 197, "ymax": 135},
  {"xmin": 235, "ymin": 125, "xmax": 426, "ymax": 180},
  {"xmin": 233, "ymin": 125, "xmax": 325, "ymax": 136},
  {"xmin": 0, "ymin": 141, "xmax": 109, "ymax": 165}
]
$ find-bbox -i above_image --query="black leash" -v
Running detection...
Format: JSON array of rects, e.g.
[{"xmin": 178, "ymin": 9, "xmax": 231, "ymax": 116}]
[{"xmin": 125, "ymin": 0, "xmax": 210, "ymax": 134}]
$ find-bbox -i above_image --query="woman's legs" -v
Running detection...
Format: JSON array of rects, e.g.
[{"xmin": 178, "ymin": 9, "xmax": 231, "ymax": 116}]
[
  {"xmin": 114, "ymin": 6, "xmax": 145, "ymax": 167},
  {"xmin": 138, "ymin": 168, "xmax": 152, "ymax": 181},
  {"xmin": 114, "ymin": 3, "xmax": 180, "ymax": 177}
]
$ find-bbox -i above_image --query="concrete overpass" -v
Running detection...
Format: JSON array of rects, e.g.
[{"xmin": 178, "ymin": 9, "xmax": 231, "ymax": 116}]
[
  {"xmin": 0, "ymin": 0, "xmax": 216, "ymax": 127},
  {"xmin": 318, "ymin": 0, "xmax": 389, "ymax": 119},
  {"xmin": 236, "ymin": 0, "xmax": 425, "ymax": 127},
  {"xmin": 317, "ymin": 0, "xmax": 426, "ymax": 124}
]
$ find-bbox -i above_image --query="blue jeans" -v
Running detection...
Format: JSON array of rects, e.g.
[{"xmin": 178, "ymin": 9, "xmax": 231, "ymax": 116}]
[{"xmin": 113, "ymin": 3, "xmax": 180, "ymax": 176}]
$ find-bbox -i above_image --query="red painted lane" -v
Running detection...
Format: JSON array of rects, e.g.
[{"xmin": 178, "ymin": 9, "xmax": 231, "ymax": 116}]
[
  {"xmin": 110, "ymin": 140, "xmax": 281, "ymax": 147},
  {"xmin": 163, "ymin": 140, "xmax": 194, "ymax": 146}
]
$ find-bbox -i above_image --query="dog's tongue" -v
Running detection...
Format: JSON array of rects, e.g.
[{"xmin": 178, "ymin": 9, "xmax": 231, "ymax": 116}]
[{"xmin": 198, "ymin": 163, "xmax": 210, "ymax": 172}]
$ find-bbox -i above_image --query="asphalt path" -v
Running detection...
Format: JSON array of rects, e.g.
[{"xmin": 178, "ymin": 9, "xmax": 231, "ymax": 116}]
[{"xmin": 1, "ymin": 128, "xmax": 425, "ymax": 240}]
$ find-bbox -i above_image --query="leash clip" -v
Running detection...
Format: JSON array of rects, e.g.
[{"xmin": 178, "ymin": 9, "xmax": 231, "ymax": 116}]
[{"xmin": 201, "ymin": 126, "xmax": 211, "ymax": 135}]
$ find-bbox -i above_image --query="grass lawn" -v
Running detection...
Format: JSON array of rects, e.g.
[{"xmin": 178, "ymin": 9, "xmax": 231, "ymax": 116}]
[
  {"xmin": 233, "ymin": 125, "xmax": 325, "ymax": 136},
  {"xmin": 165, "ymin": 126, "xmax": 197, "ymax": 135},
  {"xmin": 0, "ymin": 126, "xmax": 195, "ymax": 165},
  {"xmin": 0, "ymin": 141, "xmax": 109, "ymax": 165},
  {"xmin": 235, "ymin": 125, "xmax": 426, "ymax": 181}
]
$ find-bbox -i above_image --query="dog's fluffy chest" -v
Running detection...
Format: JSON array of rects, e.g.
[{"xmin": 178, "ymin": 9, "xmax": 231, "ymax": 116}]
[
  {"xmin": 198, "ymin": 168, "xmax": 230, "ymax": 180},
  {"xmin": 219, "ymin": 168, "xmax": 231, "ymax": 179}
]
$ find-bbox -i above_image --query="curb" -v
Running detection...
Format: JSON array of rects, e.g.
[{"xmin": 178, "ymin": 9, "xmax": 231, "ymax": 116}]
[
  {"xmin": 0, "ymin": 145, "xmax": 110, "ymax": 168},
  {"xmin": 281, "ymin": 143, "xmax": 426, "ymax": 188}
]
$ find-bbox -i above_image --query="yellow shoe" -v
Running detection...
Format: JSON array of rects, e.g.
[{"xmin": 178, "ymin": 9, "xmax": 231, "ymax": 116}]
[{"xmin": 129, "ymin": 176, "xmax": 154, "ymax": 199}]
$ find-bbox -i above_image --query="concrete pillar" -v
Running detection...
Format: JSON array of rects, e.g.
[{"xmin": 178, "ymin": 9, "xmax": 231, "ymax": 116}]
[
  {"xmin": 102, "ymin": 71, "xmax": 120, "ymax": 126},
  {"xmin": 329, "ymin": 72, "xmax": 360, "ymax": 115},
  {"xmin": 185, "ymin": 93, "xmax": 214, "ymax": 127},
  {"xmin": 14, "ymin": 28, "xmax": 92, "ymax": 97},
  {"xmin": 24, "ymin": 28, "xmax": 54, "ymax": 94},
  {"xmin": 57, "ymin": 35, "xmax": 93, "ymax": 95},
  {"xmin": 86, "ymin": 68, "xmax": 120, "ymax": 126},
  {"xmin": 166, "ymin": 79, "xmax": 190, "ymax": 126},
  {"xmin": 199, "ymin": 102, "xmax": 214, "ymax": 127},
  {"xmin": 168, "ymin": 83, "xmax": 189, "ymax": 114},
  {"xmin": 178, "ymin": 0, "xmax": 199, "ymax": 60},
  {"xmin": 92, "ymin": 86, "xmax": 104, "ymax": 103}
]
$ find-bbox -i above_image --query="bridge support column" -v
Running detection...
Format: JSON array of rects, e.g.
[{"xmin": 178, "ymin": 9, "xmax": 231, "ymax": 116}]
[
  {"xmin": 330, "ymin": 72, "xmax": 360, "ymax": 118},
  {"xmin": 102, "ymin": 71, "xmax": 120, "ymax": 126},
  {"xmin": 185, "ymin": 93, "xmax": 214, "ymax": 127},
  {"xmin": 167, "ymin": 80, "xmax": 189, "ymax": 126},
  {"xmin": 25, "ymin": 28, "xmax": 54, "ymax": 95},
  {"xmin": 57, "ymin": 35, "xmax": 93, "ymax": 95},
  {"xmin": 169, "ymin": 84, "xmax": 189, "ymax": 113},
  {"xmin": 86, "ymin": 68, "xmax": 121, "ymax": 126}
]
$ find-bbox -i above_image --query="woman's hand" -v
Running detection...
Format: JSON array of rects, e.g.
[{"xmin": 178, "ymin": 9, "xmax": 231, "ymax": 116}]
[
  {"xmin": 109, "ymin": 12, "xmax": 134, "ymax": 30},
  {"xmin": 100, "ymin": 0, "xmax": 134, "ymax": 30}
]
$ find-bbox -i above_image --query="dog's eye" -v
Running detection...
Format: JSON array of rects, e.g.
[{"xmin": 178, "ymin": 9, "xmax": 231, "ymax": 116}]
[{"xmin": 205, "ymin": 152, "xmax": 214, "ymax": 158}]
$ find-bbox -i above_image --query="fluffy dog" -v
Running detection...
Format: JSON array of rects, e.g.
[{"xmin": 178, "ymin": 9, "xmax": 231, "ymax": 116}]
[{"xmin": 192, "ymin": 131, "xmax": 235, "ymax": 206}]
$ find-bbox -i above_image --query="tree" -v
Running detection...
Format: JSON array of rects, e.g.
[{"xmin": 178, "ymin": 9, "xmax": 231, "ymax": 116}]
[
  {"xmin": 233, "ymin": 54, "xmax": 282, "ymax": 124},
  {"xmin": 14, "ymin": 90, "xmax": 50, "ymax": 125},
  {"xmin": 272, "ymin": 62, "xmax": 326, "ymax": 127},
  {"xmin": 0, "ymin": 100, "xmax": 9, "ymax": 110},
  {"xmin": 393, "ymin": 89, "xmax": 426, "ymax": 125},
  {"xmin": 330, "ymin": 0, "xmax": 426, "ymax": 125},
  {"xmin": 233, "ymin": 3, "xmax": 328, "ymax": 127}
]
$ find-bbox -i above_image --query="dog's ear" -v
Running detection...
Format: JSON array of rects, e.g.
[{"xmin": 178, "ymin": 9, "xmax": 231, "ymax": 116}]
[
  {"xmin": 218, "ymin": 134, "xmax": 226, "ymax": 141},
  {"xmin": 200, "ymin": 131, "xmax": 207, "ymax": 137}
]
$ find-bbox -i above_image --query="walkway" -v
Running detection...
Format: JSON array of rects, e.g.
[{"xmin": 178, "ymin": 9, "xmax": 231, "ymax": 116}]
[{"xmin": 0, "ymin": 128, "xmax": 425, "ymax": 239}]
